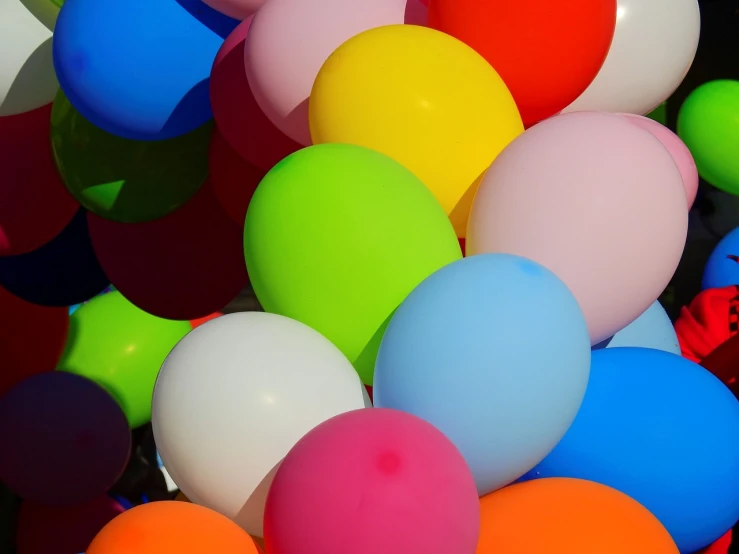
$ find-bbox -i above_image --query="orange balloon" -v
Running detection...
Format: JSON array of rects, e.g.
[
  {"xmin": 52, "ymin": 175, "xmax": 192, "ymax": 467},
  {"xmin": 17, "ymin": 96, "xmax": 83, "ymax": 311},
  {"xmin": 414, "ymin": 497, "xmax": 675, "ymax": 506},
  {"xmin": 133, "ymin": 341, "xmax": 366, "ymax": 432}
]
[
  {"xmin": 477, "ymin": 478, "xmax": 678, "ymax": 554},
  {"xmin": 87, "ymin": 501, "xmax": 258, "ymax": 554}
]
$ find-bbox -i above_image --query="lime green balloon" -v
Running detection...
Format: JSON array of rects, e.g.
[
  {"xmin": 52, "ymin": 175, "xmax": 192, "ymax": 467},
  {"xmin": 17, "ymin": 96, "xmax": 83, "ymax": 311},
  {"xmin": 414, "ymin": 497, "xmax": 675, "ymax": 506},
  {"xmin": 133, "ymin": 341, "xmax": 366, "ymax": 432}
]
[
  {"xmin": 678, "ymin": 80, "xmax": 739, "ymax": 195},
  {"xmin": 646, "ymin": 102, "xmax": 667, "ymax": 126},
  {"xmin": 20, "ymin": 0, "xmax": 62, "ymax": 30},
  {"xmin": 57, "ymin": 291, "xmax": 191, "ymax": 428},
  {"xmin": 244, "ymin": 143, "xmax": 462, "ymax": 384},
  {"xmin": 51, "ymin": 90, "xmax": 211, "ymax": 223}
]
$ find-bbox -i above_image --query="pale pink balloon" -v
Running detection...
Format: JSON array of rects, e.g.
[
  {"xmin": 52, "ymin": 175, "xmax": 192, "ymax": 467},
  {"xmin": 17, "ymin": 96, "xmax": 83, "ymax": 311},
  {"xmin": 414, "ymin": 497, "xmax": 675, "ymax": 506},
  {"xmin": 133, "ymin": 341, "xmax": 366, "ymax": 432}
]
[
  {"xmin": 467, "ymin": 111, "xmax": 687, "ymax": 344},
  {"xmin": 203, "ymin": 0, "xmax": 264, "ymax": 20},
  {"xmin": 244, "ymin": 0, "xmax": 428, "ymax": 146},
  {"xmin": 620, "ymin": 113, "xmax": 698, "ymax": 209}
]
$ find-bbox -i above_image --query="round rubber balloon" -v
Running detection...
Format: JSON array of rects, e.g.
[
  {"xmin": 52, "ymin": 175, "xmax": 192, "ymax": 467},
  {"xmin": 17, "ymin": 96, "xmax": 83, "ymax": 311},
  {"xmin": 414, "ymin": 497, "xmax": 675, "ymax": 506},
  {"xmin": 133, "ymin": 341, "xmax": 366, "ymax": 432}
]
[
  {"xmin": 477, "ymin": 478, "xmax": 678, "ymax": 554},
  {"xmin": 0, "ymin": 483, "xmax": 18, "ymax": 554},
  {"xmin": 153, "ymin": 312, "xmax": 369, "ymax": 536},
  {"xmin": 0, "ymin": 286, "xmax": 68, "ymax": 397},
  {"xmin": 51, "ymin": 91, "xmax": 211, "ymax": 223},
  {"xmin": 523, "ymin": 348, "xmax": 739, "ymax": 553},
  {"xmin": 428, "ymin": 0, "xmax": 615, "ymax": 126},
  {"xmin": 467, "ymin": 112, "xmax": 687, "ymax": 344},
  {"xmin": 87, "ymin": 502, "xmax": 259, "ymax": 554},
  {"xmin": 0, "ymin": 0, "xmax": 57, "ymax": 116},
  {"xmin": 189, "ymin": 311, "xmax": 222, "ymax": 329},
  {"xmin": 203, "ymin": 0, "xmax": 262, "ymax": 19},
  {"xmin": 244, "ymin": 0, "xmax": 426, "ymax": 145},
  {"xmin": 620, "ymin": 114, "xmax": 698, "ymax": 208},
  {"xmin": 0, "ymin": 209, "xmax": 109, "ymax": 307},
  {"xmin": 57, "ymin": 291, "xmax": 192, "ymax": 428},
  {"xmin": 374, "ymin": 254, "xmax": 590, "ymax": 495},
  {"xmin": 264, "ymin": 408, "xmax": 480, "ymax": 554},
  {"xmin": 594, "ymin": 301, "xmax": 680, "ymax": 354},
  {"xmin": 0, "ymin": 372, "xmax": 131, "ymax": 505},
  {"xmin": 0, "ymin": 104, "xmax": 79, "ymax": 256},
  {"xmin": 700, "ymin": 533, "xmax": 732, "ymax": 554},
  {"xmin": 678, "ymin": 80, "xmax": 739, "ymax": 196},
  {"xmin": 309, "ymin": 24, "xmax": 523, "ymax": 237},
  {"xmin": 53, "ymin": 0, "xmax": 237, "ymax": 141},
  {"xmin": 17, "ymin": 496, "xmax": 125, "ymax": 554},
  {"xmin": 564, "ymin": 0, "xmax": 699, "ymax": 115},
  {"xmin": 18, "ymin": 0, "xmax": 60, "ymax": 31},
  {"xmin": 703, "ymin": 227, "xmax": 739, "ymax": 290},
  {"xmin": 244, "ymin": 143, "xmax": 461, "ymax": 384}
]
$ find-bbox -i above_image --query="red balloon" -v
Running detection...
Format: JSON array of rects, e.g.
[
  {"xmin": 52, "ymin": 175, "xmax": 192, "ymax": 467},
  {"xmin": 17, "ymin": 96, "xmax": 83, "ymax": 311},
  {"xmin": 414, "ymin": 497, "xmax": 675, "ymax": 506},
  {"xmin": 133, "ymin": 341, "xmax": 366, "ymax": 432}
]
[
  {"xmin": 209, "ymin": 127, "xmax": 265, "ymax": 227},
  {"xmin": 698, "ymin": 531, "xmax": 731, "ymax": 554},
  {"xmin": 87, "ymin": 183, "xmax": 248, "ymax": 321},
  {"xmin": 0, "ymin": 104, "xmax": 79, "ymax": 256},
  {"xmin": 428, "ymin": 0, "xmax": 616, "ymax": 126},
  {"xmin": 0, "ymin": 286, "xmax": 68, "ymax": 398},
  {"xmin": 190, "ymin": 311, "xmax": 223, "ymax": 329}
]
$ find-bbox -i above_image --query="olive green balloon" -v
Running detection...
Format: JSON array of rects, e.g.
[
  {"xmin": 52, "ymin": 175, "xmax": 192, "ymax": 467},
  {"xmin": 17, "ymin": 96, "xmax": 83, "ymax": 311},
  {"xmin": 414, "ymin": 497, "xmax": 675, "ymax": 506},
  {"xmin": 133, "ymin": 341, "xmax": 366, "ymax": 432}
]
[
  {"xmin": 646, "ymin": 102, "xmax": 667, "ymax": 126},
  {"xmin": 244, "ymin": 143, "xmax": 462, "ymax": 384},
  {"xmin": 51, "ymin": 90, "xmax": 211, "ymax": 223},
  {"xmin": 678, "ymin": 80, "xmax": 739, "ymax": 195},
  {"xmin": 20, "ymin": 0, "xmax": 62, "ymax": 31},
  {"xmin": 57, "ymin": 291, "xmax": 192, "ymax": 428}
]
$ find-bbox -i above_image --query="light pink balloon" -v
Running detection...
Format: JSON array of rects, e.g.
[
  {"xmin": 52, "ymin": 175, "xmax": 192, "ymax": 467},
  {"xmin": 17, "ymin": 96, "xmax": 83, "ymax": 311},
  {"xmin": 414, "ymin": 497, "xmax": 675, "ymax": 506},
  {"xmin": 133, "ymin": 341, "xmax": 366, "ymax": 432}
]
[
  {"xmin": 619, "ymin": 113, "xmax": 698, "ymax": 209},
  {"xmin": 467, "ymin": 111, "xmax": 687, "ymax": 344},
  {"xmin": 203, "ymin": 0, "xmax": 264, "ymax": 20},
  {"xmin": 244, "ymin": 0, "xmax": 428, "ymax": 146}
]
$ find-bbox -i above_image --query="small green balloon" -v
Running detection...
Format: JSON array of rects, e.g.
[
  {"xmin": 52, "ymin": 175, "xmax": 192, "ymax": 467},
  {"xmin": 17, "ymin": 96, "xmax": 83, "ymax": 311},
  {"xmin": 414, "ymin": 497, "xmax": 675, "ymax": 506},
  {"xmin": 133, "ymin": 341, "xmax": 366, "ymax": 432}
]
[
  {"xmin": 57, "ymin": 291, "xmax": 191, "ymax": 428},
  {"xmin": 244, "ymin": 143, "xmax": 462, "ymax": 384},
  {"xmin": 50, "ymin": 90, "xmax": 211, "ymax": 223},
  {"xmin": 678, "ymin": 80, "xmax": 739, "ymax": 195},
  {"xmin": 646, "ymin": 102, "xmax": 667, "ymax": 126}
]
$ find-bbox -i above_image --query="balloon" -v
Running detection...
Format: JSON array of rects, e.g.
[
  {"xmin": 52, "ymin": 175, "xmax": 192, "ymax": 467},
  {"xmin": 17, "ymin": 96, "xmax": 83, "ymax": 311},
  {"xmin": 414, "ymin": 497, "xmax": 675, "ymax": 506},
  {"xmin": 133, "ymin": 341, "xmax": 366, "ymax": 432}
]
[
  {"xmin": 264, "ymin": 408, "xmax": 480, "ymax": 554},
  {"xmin": 477, "ymin": 478, "xmax": 678, "ymax": 554},
  {"xmin": 647, "ymin": 102, "xmax": 668, "ymax": 125},
  {"xmin": 0, "ymin": 286, "xmax": 68, "ymax": 397},
  {"xmin": 243, "ymin": 0, "xmax": 426, "ymax": 145},
  {"xmin": 0, "ymin": 372, "xmax": 131, "ymax": 505},
  {"xmin": 0, "ymin": 209, "xmax": 109, "ymax": 307},
  {"xmin": 678, "ymin": 80, "xmax": 739, "ymax": 195},
  {"xmin": 51, "ymin": 91, "xmax": 210, "ymax": 223},
  {"xmin": 467, "ymin": 112, "xmax": 687, "ymax": 344},
  {"xmin": 0, "ymin": 0, "xmax": 57, "ymax": 116},
  {"xmin": 189, "ymin": 311, "xmax": 222, "ymax": 329},
  {"xmin": 18, "ymin": 0, "xmax": 59, "ymax": 30},
  {"xmin": 203, "ymin": 0, "xmax": 262, "ymax": 19},
  {"xmin": 593, "ymin": 301, "xmax": 680, "ymax": 355},
  {"xmin": 209, "ymin": 127, "xmax": 264, "ymax": 226},
  {"xmin": 309, "ymin": 24, "xmax": 523, "ymax": 237},
  {"xmin": 374, "ymin": 254, "xmax": 590, "ymax": 495},
  {"xmin": 700, "ymin": 533, "xmax": 732, "ymax": 554},
  {"xmin": 0, "ymin": 104, "xmax": 79, "ymax": 256},
  {"xmin": 87, "ymin": 183, "xmax": 248, "ymax": 321},
  {"xmin": 57, "ymin": 291, "xmax": 192, "ymax": 428},
  {"xmin": 702, "ymin": 227, "xmax": 739, "ymax": 290},
  {"xmin": 153, "ymin": 312, "xmax": 370, "ymax": 536},
  {"xmin": 523, "ymin": 348, "xmax": 739, "ymax": 553},
  {"xmin": 428, "ymin": 0, "xmax": 615, "ymax": 126},
  {"xmin": 563, "ymin": 0, "xmax": 700, "ymax": 115},
  {"xmin": 87, "ymin": 502, "xmax": 259, "ymax": 554},
  {"xmin": 244, "ymin": 143, "xmax": 461, "ymax": 384},
  {"xmin": 0, "ymin": 483, "xmax": 18, "ymax": 554},
  {"xmin": 17, "ymin": 496, "xmax": 125, "ymax": 554},
  {"xmin": 53, "ymin": 0, "xmax": 237, "ymax": 141},
  {"xmin": 620, "ymin": 113, "xmax": 698, "ymax": 208}
]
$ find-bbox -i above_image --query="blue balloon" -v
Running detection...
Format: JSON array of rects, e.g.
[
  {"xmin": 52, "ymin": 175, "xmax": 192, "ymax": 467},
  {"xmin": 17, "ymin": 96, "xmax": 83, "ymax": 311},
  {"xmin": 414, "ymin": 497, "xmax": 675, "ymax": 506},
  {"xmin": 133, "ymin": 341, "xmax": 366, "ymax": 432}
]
[
  {"xmin": 53, "ymin": 0, "xmax": 237, "ymax": 141},
  {"xmin": 592, "ymin": 301, "xmax": 680, "ymax": 355},
  {"xmin": 703, "ymin": 227, "xmax": 739, "ymax": 290},
  {"xmin": 374, "ymin": 254, "xmax": 591, "ymax": 495},
  {"xmin": 522, "ymin": 348, "xmax": 739, "ymax": 553},
  {"xmin": 0, "ymin": 209, "xmax": 109, "ymax": 307}
]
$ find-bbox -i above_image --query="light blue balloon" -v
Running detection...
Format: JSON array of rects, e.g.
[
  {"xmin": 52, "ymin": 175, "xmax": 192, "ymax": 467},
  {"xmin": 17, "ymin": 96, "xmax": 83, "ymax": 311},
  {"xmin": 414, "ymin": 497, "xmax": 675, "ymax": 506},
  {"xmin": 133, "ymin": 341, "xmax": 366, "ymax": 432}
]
[
  {"xmin": 374, "ymin": 254, "xmax": 591, "ymax": 495},
  {"xmin": 593, "ymin": 301, "xmax": 680, "ymax": 355},
  {"xmin": 522, "ymin": 348, "xmax": 739, "ymax": 553}
]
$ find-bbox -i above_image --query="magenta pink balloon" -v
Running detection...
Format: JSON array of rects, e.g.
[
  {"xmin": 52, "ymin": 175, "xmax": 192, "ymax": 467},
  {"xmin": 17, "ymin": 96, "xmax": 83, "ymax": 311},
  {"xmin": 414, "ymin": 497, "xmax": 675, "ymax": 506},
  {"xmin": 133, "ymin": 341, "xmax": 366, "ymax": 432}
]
[
  {"xmin": 620, "ymin": 113, "xmax": 698, "ymax": 209},
  {"xmin": 467, "ymin": 111, "xmax": 687, "ymax": 344},
  {"xmin": 244, "ymin": 0, "xmax": 428, "ymax": 146},
  {"xmin": 264, "ymin": 408, "xmax": 480, "ymax": 554},
  {"xmin": 203, "ymin": 0, "xmax": 264, "ymax": 19}
]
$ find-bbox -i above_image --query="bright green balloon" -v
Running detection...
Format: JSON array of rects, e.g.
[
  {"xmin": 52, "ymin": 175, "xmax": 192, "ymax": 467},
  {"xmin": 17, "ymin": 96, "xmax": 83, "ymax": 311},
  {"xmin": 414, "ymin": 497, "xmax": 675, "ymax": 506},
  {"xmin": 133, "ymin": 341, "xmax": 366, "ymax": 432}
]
[
  {"xmin": 50, "ymin": 90, "xmax": 211, "ymax": 223},
  {"xmin": 244, "ymin": 143, "xmax": 462, "ymax": 384},
  {"xmin": 57, "ymin": 291, "xmax": 191, "ymax": 428},
  {"xmin": 678, "ymin": 80, "xmax": 739, "ymax": 195}
]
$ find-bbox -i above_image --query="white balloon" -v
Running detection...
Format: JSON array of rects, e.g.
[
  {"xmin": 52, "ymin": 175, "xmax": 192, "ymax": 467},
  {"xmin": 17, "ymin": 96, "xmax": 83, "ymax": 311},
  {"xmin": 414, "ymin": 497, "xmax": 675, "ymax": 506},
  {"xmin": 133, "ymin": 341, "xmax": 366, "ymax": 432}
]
[
  {"xmin": 0, "ymin": 0, "xmax": 58, "ymax": 116},
  {"xmin": 563, "ymin": 0, "xmax": 700, "ymax": 115},
  {"xmin": 152, "ymin": 312, "xmax": 369, "ymax": 537}
]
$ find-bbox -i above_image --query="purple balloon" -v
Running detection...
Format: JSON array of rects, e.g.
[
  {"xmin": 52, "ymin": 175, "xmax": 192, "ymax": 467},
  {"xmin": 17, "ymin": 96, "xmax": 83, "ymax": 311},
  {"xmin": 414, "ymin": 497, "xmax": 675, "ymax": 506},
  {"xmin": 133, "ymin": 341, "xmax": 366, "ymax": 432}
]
[{"xmin": 0, "ymin": 372, "xmax": 131, "ymax": 505}]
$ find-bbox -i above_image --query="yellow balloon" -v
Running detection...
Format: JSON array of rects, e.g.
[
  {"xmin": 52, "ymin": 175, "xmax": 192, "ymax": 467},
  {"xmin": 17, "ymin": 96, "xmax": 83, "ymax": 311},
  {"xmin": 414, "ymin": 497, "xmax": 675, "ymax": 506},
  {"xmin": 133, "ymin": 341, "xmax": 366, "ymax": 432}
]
[{"xmin": 309, "ymin": 24, "xmax": 524, "ymax": 236}]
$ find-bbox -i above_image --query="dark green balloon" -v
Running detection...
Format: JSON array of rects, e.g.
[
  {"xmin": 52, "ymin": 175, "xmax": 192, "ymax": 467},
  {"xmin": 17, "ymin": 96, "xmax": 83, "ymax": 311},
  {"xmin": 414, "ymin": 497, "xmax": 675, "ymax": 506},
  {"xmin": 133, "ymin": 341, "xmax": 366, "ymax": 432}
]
[{"xmin": 51, "ymin": 90, "xmax": 212, "ymax": 223}]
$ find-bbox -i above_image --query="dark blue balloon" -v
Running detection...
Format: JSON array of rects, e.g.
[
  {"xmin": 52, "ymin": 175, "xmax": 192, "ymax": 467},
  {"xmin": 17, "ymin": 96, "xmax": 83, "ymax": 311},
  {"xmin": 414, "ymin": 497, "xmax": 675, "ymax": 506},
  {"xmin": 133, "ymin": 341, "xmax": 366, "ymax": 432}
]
[
  {"xmin": 0, "ymin": 209, "xmax": 109, "ymax": 307},
  {"xmin": 522, "ymin": 348, "xmax": 739, "ymax": 553},
  {"xmin": 703, "ymin": 227, "xmax": 739, "ymax": 290}
]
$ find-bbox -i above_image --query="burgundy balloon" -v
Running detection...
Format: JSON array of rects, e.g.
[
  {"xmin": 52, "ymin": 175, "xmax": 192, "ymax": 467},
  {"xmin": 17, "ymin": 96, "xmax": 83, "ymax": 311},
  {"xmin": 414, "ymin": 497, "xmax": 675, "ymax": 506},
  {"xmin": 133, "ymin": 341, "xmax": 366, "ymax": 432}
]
[
  {"xmin": 87, "ymin": 183, "xmax": 248, "ymax": 320},
  {"xmin": 0, "ymin": 372, "xmax": 131, "ymax": 505}
]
